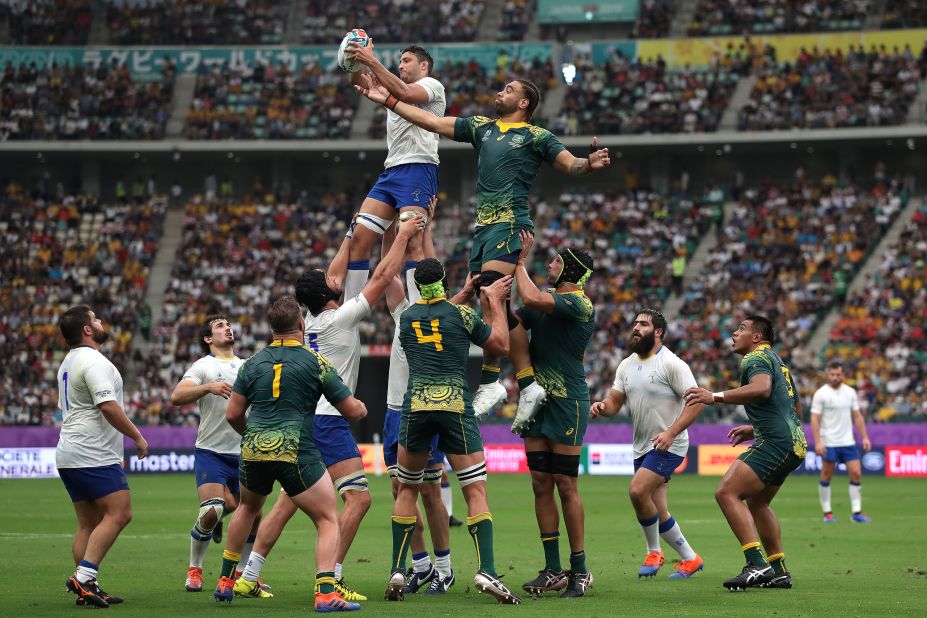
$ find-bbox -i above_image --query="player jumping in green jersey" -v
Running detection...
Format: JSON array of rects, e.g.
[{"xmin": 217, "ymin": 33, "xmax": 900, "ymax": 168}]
[
  {"xmin": 511, "ymin": 231, "xmax": 596, "ymax": 599},
  {"xmin": 354, "ymin": 74, "xmax": 611, "ymax": 432},
  {"xmin": 384, "ymin": 258, "xmax": 521, "ymax": 605},
  {"xmin": 215, "ymin": 296, "xmax": 367, "ymax": 612},
  {"xmin": 685, "ymin": 316, "xmax": 807, "ymax": 592}
]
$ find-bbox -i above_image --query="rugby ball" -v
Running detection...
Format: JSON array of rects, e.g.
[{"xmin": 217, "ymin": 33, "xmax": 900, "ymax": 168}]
[{"xmin": 337, "ymin": 29, "xmax": 369, "ymax": 73}]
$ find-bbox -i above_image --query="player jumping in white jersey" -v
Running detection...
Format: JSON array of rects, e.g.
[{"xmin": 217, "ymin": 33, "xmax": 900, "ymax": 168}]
[
  {"xmin": 810, "ymin": 361, "xmax": 872, "ymax": 523},
  {"xmin": 591, "ymin": 309, "xmax": 705, "ymax": 579},
  {"xmin": 340, "ymin": 41, "xmax": 446, "ymax": 305},
  {"xmin": 230, "ymin": 213, "xmax": 426, "ymax": 602},
  {"xmin": 170, "ymin": 315, "xmax": 267, "ymax": 594},
  {"xmin": 56, "ymin": 305, "xmax": 149, "ymax": 608}
]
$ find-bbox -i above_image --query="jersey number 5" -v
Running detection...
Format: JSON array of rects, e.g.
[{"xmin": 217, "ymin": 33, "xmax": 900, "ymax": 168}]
[
  {"xmin": 781, "ymin": 366, "xmax": 794, "ymax": 398},
  {"xmin": 413, "ymin": 319, "xmax": 443, "ymax": 351}
]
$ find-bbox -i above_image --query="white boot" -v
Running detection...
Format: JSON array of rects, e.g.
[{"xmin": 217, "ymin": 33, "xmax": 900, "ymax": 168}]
[
  {"xmin": 472, "ymin": 381, "xmax": 507, "ymax": 418},
  {"xmin": 511, "ymin": 382, "xmax": 547, "ymax": 434}
]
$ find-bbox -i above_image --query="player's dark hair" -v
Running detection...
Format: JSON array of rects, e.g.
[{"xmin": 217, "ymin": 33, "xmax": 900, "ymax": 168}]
[
  {"xmin": 637, "ymin": 308, "xmax": 667, "ymax": 338},
  {"xmin": 200, "ymin": 314, "xmax": 228, "ymax": 354},
  {"xmin": 267, "ymin": 296, "xmax": 303, "ymax": 335},
  {"xmin": 401, "ymin": 45, "xmax": 434, "ymax": 75},
  {"xmin": 557, "ymin": 247, "xmax": 594, "ymax": 287},
  {"xmin": 295, "ymin": 270, "xmax": 338, "ymax": 316},
  {"xmin": 746, "ymin": 315, "xmax": 775, "ymax": 343},
  {"xmin": 515, "ymin": 79, "xmax": 541, "ymax": 119},
  {"xmin": 59, "ymin": 305, "xmax": 92, "ymax": 347},
  {"xmin": 828, "ymin": 360, "xmax": 844, "ymax": 370}
]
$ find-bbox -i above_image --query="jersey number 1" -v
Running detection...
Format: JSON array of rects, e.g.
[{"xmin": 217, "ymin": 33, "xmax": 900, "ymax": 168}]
[
  {"xmin": 781, "ymin": 366, "xmax": 794, "ymax": 398},
  {"xmin": 413, "ymin": 320, "xmax": 443, "ymax": 351},
  {"xmin": 272, "ymin": 363, "xmax": 283, "ymax": 398}
]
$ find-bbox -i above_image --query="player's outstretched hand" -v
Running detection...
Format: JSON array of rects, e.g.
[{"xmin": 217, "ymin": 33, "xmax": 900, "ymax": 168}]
[
  {"xmin": 483, "ymin": 275, "xmax": 513, "ymax": 303},
  {"xmin": 517, "ymin": 230, "xmax": 534, "ymax": 264},
  {"xmin": 862, "ymin": 437, "xmax": 871, "ymax": 452},
  {"xmin": 589, "ymin": 401, "xmax": 606, "ymax": 419},
  {"xmin": 135, "ymin": 435, "xmax": 149, "ymax": 460},
  {"xmin": 589, "ymin": 136, "xmax": 610, "ymax": 170},
  {"xmin": 355, "ymin": 73, "xmax": 389, "ymax": 104},
  {"xmin": 397, "ymin": 213, "xmax": 426, "ymax": 238},
  {"xmin": 652, "ymin": 430, "xmax": 675, "ymax": 452},
  {"xmin": 346, "ymin": 39, "xmax": 376, "ymax": 66},
  {"xmin": 209, "ymin": 381, "xmax": 233, "ymax": 399},
  {"xmin": 815, "ymin": 442, "xmax": 826, "ymax": 456},
  {"xmin": 461, "ymin": 272, "xmax": 479, "ymax": 297},
  {"xmin": 427, "ymin": 194, "xmax": 438, "ymax": 223},
  {"xmin": 728, "ymin": 425, "xmax": 754, "ymax": 446},
  {"xmin": 683, "ymin": 386, "xmax": 713, "ymax": 406}
]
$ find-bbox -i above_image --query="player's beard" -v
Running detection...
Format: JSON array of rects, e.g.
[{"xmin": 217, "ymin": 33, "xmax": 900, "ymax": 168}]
[
  {"xmin": 494, "ymin": 98, "xmax": 518, "ymax": 116},
  {"xmin": 91, "ymin": 326, "xmax": 110, "ymax": 345},
  {"xmin": 629, "ymin": 330, "xmax": 655, "ymax": 355}
]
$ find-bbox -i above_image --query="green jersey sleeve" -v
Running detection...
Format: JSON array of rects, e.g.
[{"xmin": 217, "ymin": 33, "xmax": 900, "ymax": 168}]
[
  {"xmin": 232, "ymin": 358, "xmax": 251, "ymax": 396},
  {"xmin": 533, "ymin": 127, "xmax": 567, "ymax": 163},
  {"xmin": 741, "ymin": 350, "xmax": 774, "ymax": 382},
  {"xmin": 456, "ymin": 304, "xmax": 491, "ymax": 345},
  {"xmin": 314, "ymin": 350, "xmax": 352, "ymax": 406},
  {"xmin": 453, "ymin": 116, "xmax": 493, "ymax": 147},
  {"xmin": 551, "ymin": 292, "xmax": 594, "ymax": 322}
]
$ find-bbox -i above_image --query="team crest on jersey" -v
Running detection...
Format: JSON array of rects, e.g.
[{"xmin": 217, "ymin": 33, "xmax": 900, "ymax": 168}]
[
  {"xmin": 509, "ymin": 134, "xmax": 526, "ymax": 147},
  {"xmin": 482, "ymin": 129, "xmax": 492, "ymax": 142}
]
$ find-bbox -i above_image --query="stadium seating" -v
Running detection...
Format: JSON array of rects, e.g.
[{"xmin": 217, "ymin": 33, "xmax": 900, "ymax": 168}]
[
  {"xmin": 0, "ymin": 59, "xmax": 176, "ymax": 141},
  {"xmin": 184, "ymin": 61, "xmax": 357, "ymax": 140},
  {"xmin": 302, "ymin": 0, "xmax": 486, "ymax": 44},
  {"xmin": 738, "ymin": 46, "xmax": 923, "ymax": 131},
  {"xmin": 632, "ymin": 0, "xmax": 674, "ymax": 38},
  {"xmin": 0, "ymin": 0, "xmax": 92, "ymax": 45},
  {"xmin": 882, "ymin": 0, "xmax": 927, "ymax": 29},
  {"xmin": 105, "ymin": 0, "xmax": 285, "ymax": 45},
  {"xmin": 687, "ymin": 0, "xmax": 868, "ymax": 37},
  {"xmin": 0, "ymin": 182, "xmax": 166, "ymax": 425},
  {"xmin": 499, "ymin": 0, "xmax": 534, "ymax": 41}
]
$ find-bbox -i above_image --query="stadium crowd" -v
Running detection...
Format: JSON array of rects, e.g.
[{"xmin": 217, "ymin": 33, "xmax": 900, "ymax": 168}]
[
  {"xmin": 185, "ymin": 61, "xmax": 357, "ymax": 140},
  {"xmin": 499, "ymin": 0, "xmax": 534, "ymax": 41},
  {"xmin": 0, "ymin": 59, "xmax": 176, "ymax": 141},
  {"xmin": 882, "ymin": 0, "xmax": 927, "ymax": 29},
  {"xmin": 688, "ymin": 0, "xmax": 868, "ymax": 37},
  {"xmin": 0, "ymin": 0, "xmax": 92, "ymax": 45},
  {"xmin": 632, "ymin": 0, "xmax": 674, "ymax": 38}
]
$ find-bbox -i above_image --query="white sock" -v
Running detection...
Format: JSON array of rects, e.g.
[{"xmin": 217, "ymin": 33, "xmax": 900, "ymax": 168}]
[
  {"xmin": 334, "ymin": 562, "xmax": 343, "ymax": 580},
  {"xmin": 344, "ymin": 262, "xmax": 369, "ymax": 301},
  {"xmin": 239, "ymin": 535, "xmax": 255, "ymax": 573},
  {"xmin": 849, "ymin": 482, "xmax": 862, "ymax": 513},
  {"xmin": 819, "ymin": 481, "xmax": 832, "ymax": 513},
  {"xmin": 75, "ymin": 561, "xmax": 98, "ymax": 584},
  {"xmin": 190, "ymin": 535, "xmax": 211, "ymax": 568},
  {"xmin": 659, "ymin": 516, "xmax": 696, "ymax": 560},
  {"xmin": 242, "ymin": 552, "xmax": 265, "ymax": 582},
  {"xmin": 441, "ymin": 480, "xmax": 452, "ymax": 516},
  {"xmin": 405, "ymin": 263, "xmax": 422, "ymax": 304},
  {"xmin": 434, "ymin": 549, "xmax": 451, "ymax": 578},
  {"xmin": 412, "ymin": 552, "xmax": 432, "ymax": 574},
  {"xmin": 638, "ymin": 515, "xmax": 661, "ymax": 552}
]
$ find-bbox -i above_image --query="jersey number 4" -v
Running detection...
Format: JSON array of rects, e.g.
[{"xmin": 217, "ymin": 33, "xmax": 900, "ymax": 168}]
[{"xmin": 413, "ymin": 320, "xmax": 443, "ymax": 351}]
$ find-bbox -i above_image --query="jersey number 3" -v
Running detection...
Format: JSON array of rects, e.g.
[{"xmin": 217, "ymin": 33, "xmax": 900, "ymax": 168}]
[{"xmin": 413, "ymin": 320, "xmax": 443, "ymax": 351}]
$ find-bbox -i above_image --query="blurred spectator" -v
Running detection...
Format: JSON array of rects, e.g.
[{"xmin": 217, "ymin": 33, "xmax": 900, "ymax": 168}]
[
  {"xmin": 499, "ymin": 0, "xmax": 534, "ymax": 41},
  {"xmin": 0, "ymin": 0, "xmax": 92, "ymax": 45},
  {"xmin": 882, "ymin": 0, "xmax": 927, "ymax": 28},
  {"xmin": 688, "ymin": 0, "xmax": 868, "ymax": 37},
  {"xmin": 632, "ymin": 0, "xmax": 674, "ymax": 38}
]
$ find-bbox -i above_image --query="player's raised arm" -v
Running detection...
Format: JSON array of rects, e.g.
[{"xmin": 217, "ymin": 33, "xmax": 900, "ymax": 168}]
[
  {"xmin": 479, "ymin": 275, "xmax": 513, "ymax": 357},
  {"xmin": 362, "ymin": 215, "xmax": 425, "ymax": 307},
  {"xmin": 171, "ymin": 378, "xmax": 232, "ymax": 405},
  {"xmin": 552, "ymin": 136, "xmax": 611, "ymax": 176},
  {"xmin": 347, "ymin": 40, "xmax": 433, "ymax": 105},
  {"xmin": 327, "ymin": 221, "xmax": 355, "ymax": 292},
  {"xmin": 513, "ymin": 230, "xmax": 556, "ymax": 313},
  {"xmin": 685, "ymin": 373, "xmax": 772, "ymax": 406},
  {"xmin": 355, "ymin": 73, "xmax": 456, "ymax": 138}
]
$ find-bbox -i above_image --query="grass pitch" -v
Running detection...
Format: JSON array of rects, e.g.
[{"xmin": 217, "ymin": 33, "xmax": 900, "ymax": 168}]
[{"xmin": 2, "ymin": 473, "xmax": 925, "ymax": 616}]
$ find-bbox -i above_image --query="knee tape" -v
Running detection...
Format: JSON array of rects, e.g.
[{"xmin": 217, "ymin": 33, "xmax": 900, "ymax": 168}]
[
  {"xmin": 396, "ymin": 464, "xmax": 425, "ymax": 486},
  {"xmin": 475, "ymin": 269, "xmax": 507, "ymax": 298},
  {"xmin": 334, "ymin": 472, "xmax": 369, "ymax": 495},
  {"xmin": 551, "ymin": 453, "xmax": 581, "ymax": 478},
  {"xmin": 387, "ymin": 464, "xmax": 399, "ymax": 480},
  {"xmin": 355, "ymin": 213, "xmax": 393, "ymax": 235},
  {"xmin": 456, "ymin": 461, "xmax": 487, "ymax": 487},
  {"xmin": 526, "ymin": 450, "xmax": 553, "ymax": 474},
  {"xmin": 423, "ymin": 466, "xmax": 443, "ymax": 485},
  {"xmin": 193, "ymin": 497, "xmax": 226, "ymax": 539}
]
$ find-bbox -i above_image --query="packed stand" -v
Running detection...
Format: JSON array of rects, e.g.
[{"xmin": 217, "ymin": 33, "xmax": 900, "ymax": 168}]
[
  {"xmin": 882, "ymin": 0, "xmax": 927, "ymax": 28},
  {"xmin": 0, "ymin": 180, "xmax": 167, "ymax": 426},
  {"xmin": 499, "ymin": 0, "xmax": 534, "ymax": 41},
  {"xmin": 0, "ymin": 0, "xmax": 92, "ymax": 44},
  {"xmin": 738, "ymin": 46, "xmax": 922, "ymax": 131},
  {"xmin": 824, "ymin": 205, "xmax": 927, "ymax": 421},
  {"xmin": 673, "ymin": 170, "xmax": 908, "ymax": 422},
  {"xmin": 688, "ymin": 0, "xmax": 868, "ymax": 36},
  {"xmin": 370, "ymin": 52, "xmax": 557, "ymax": 139},
  {"xmin": 632, "ymin": 0, "xmax": 673, "ymax": 38},
  {"xmin": 302, "ymin": 0, "xmax": 485, "ymax": 44},
  {"xmin": 185, "ymin": 61, "xmax": 357, "ymax": 140},
  {"xmin": 105, "ymin": 0, "xmax": 284, "ymax": 45},
  {"xmin": 0, "ymin": 59, "xmax": 176, "ymax": 141},
  {"xmin": 555, "ymin": 51, "xmax": 739, "ymax": 135}
]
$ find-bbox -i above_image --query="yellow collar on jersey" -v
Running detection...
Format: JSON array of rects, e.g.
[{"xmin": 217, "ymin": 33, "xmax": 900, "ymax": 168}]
[
  {"xmin": 416, "ymin": 297, "xmax": 446, "ymax": 304},
  {"xmin": 546, "ymin": 288, "xmax": 585, "ymax": 296},
  {"xmin": 754, "ymin": 343, "xmax": 772, "ymax": 351},
  {"xmin": 213, "ymin": 354, "xmax": 236, "ymax": 360},
  {"xmin": 270, "ymin": 339, "xmax": 302, "ymax": 347},
  {"xmin": 496, "ymin": 121, "xmax": 528, "ymax": 133}
]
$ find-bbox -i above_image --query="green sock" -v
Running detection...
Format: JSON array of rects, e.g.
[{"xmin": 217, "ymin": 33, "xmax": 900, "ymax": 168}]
[
  {"xmin": 742, "ymin": 542, "xmax": 767, "ymax": 567},
  {"xmin": 391, "ymin": 515, "xmax": 417, "ymax": 572},
  {"xmin": 516, "ymin": 367, "xmax": 536, "ymax": 390},
  {"xmin": 767, "ymin": 553, "xmax": 786, "ymax": 574},
  {"xmin": 569, "ymin": 550, "xmax": 587, "ymax": 574},
  {"xmin": 316, "ymin": 572, "xmax": 335, "ymax": 594},
  {"xmin": 541, "ymin": 531, "xmax": 561, "ymax": 572},
  {"xmin": 468, "ymin": 513, "xmax": 496, "ymax": 576},
  {"xmin": 480, "ymin": 364, "xmax": 500, "ymax": 385},
  {"xmin": 220, "ymin": 550, "xmax": 240, "ymax": 579}
]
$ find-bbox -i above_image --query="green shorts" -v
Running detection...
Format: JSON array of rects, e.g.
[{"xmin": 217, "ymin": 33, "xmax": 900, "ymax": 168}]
[
  {"xmin": 239, "ymin": 457, "xmax": 326, "ymax": 498},
  {"xmin": 400, "ymin": 410, "xmax": 483, "ymax": 455},
  {"xmin": 469, "ymin": 223, "xmax": 530, "ymax": 273},
  {"xmin": 738, "ymin": 440, "xmax": 803, "ymax": 486},
  {"xmin": 523, "ymin": 397, "xmax": 589, "ymax": 446}
]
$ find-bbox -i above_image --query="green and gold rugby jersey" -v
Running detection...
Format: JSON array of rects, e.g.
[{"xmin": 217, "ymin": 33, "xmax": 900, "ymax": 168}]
[
  {"xmin": 740, "ymin": 344, "xmax": 808, "ymax": 457},
  {"xmin": 232, "ymin": 339, "xmax": 351, "ymax": 464},
  {"xmin": 399, "ymin": 299, "xmax": 492, "ymax": 414},
  {"xmin": 453, "ymin": 117, "xmax": 566, "ymax": 228},
  {"xmin": 517, "ymin": 291, "xmax": 595, "ymax": 400}
]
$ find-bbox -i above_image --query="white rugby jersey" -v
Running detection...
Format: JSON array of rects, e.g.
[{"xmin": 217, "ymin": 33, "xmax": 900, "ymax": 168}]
[
  {"xmin": 181, "ymin": 354, "xmax": 245, "ymax": 455},
  {"xmin": 56, "ymin": 346, "xmax": 125, "ymax": 468},
  {"xmin": 612, "ymin": 346, "xmax": 697, "ymax": 459},
  {"xmin": 810, "ymin": 383, "xmax": 860, "ymax": 447},
  {"xmin": 386, "ymin": 299, "xmax": 411, "ymax": 410},
  {"xmin": 383, "ymin": 76, "xmax": 445, "ymax": 169},
  {"xmin": 305, "ymin": 294, "xmax": 371, "ymax": 416}
]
